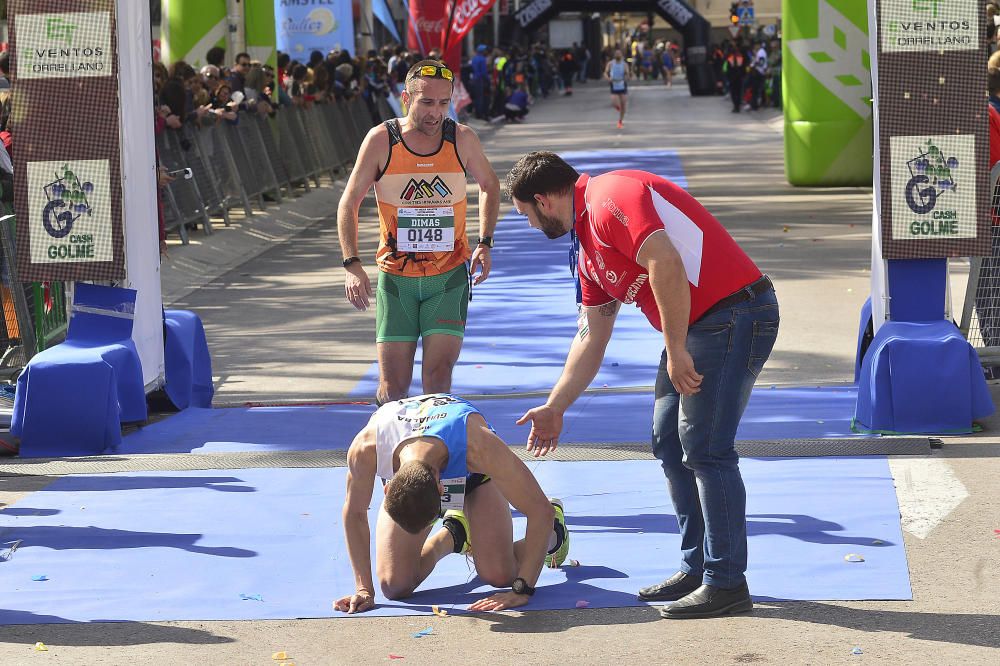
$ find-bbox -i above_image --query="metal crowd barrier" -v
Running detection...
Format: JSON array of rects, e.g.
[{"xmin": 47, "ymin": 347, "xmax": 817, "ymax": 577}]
[
  {"xmin": 960, "ymin": 162, "xmax": 1000, "ymax": 368},
  {"xmin": 156, "ymin": 95, "xmax": 389, "ymax": 245}
]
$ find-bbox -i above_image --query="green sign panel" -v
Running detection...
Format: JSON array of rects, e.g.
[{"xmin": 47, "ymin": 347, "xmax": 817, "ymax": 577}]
[{"xmin": 783, "ymin": 0, "xmax": 873, "ymax": 186}]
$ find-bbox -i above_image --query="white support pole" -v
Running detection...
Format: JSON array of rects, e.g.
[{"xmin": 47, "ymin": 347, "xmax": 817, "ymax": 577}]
[
  {"xmin": 226, "ymin": 0, "xmax": 246, "ymax": 57},
  {"xmin": 117, "ymin": 0, "xmax": 165, "ymax": 391}
]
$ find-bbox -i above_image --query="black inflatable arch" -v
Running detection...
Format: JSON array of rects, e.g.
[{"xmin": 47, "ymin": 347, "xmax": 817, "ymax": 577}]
[{"xmin": 514, "ymin": 0, "xmax": 714, "ymax": 96}]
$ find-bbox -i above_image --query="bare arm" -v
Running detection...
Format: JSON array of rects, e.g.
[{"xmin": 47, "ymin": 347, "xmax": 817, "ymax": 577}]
[
  {"xmin": 637, "ymin": 230, "xmax": 702, "ymax": 395},
  {"xmin": 334, "ymin": 428, "xmax": 378, "ymax": 613},
  {"xmin": 465, "ymin": 419, "xmax": 554, "ymax": 616},
  {"xmin": 337, "ymin": 126, "xmax": 388, "ymax": 310},
  {"xmin": 516, "ymin": 300, "xmax": 620, "ymax": 456},
  {"xmin": 337, "ymin": 125, "xmax": 387, "ymax": 259},
  {"xmin": 458, "ymin": 125, "xmax": 500, "ymax": 284}
]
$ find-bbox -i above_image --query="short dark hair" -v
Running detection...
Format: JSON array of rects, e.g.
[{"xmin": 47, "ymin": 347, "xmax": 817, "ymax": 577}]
[
  {"xmin": 235, "ymin": 52, "xmax": 251, "ymax": 64},
  {"xmin": 206, "ymin": 46, "xmax": 226, "ymax": 67},
  {"xmin": 991, "ymin": 66, "xmax": 1000, "ymax": 96},
  {"xmin": 0, "ymin": 52, "xmax": 9, "ymax": 77},
  {"xmin": 505, "ymin": 151, "xmax": 580, "ymax": 203},
  {"xmin": 384, "ymin": 461, "xmax": 440, "ymax": 534}
]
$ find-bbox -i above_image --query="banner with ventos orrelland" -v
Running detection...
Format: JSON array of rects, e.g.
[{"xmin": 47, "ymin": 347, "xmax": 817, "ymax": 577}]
[
  {"xmin": 9, "ymin": 0, "xmax": 126, "ymax": 281},
  {"xmin": 874, "ymin": 0, "xmax": 990, "ymax": 259}
]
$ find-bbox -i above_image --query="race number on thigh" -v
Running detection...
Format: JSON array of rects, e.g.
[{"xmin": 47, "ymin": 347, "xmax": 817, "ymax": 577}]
[{"xmin": 397, "ymin": 206, "xmax": 455, "ymax": 253}]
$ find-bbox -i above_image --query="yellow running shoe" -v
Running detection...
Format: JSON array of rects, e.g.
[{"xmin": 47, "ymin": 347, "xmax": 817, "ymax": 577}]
[
  {"xmin": 442, "ymin": 509, "xmax": 471, "ymax": 554},
  {"xmin": 545, "ymin": 498, "xmax": 570, "ymax": 568}
]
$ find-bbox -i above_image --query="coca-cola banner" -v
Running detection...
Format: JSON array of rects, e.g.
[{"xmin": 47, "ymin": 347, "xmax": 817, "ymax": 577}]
[
  {"xmin": 443, "ymin": 0, "xmax": 497, "ymax": 53},
  {"xmin": 407, "ymin": 0, "xmax": 460, "ymax": 67}
]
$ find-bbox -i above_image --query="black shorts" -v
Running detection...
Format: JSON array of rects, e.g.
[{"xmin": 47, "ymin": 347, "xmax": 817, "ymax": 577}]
[{"xmin": 467, "ymin": 473, "xmax": 490, "ymax": 493}]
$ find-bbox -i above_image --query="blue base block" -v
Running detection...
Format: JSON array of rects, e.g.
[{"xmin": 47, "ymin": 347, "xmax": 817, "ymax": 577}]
[
  {"xmin": 854, "ymin": 320, "xmax": 994, "ymax": 434},
  {"xmin": 163, "ymin": 310, "xmax": 214, "ymax": 410}
]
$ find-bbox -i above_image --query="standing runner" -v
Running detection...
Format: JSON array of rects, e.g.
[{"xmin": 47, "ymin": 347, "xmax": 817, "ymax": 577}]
[
  {"xmin": 604, "ymin": 50, "xmax": 630, "ymax": 129},
  {"xmin": 338, "ymin": 60, "xmax": 501, "ymax": 404}
]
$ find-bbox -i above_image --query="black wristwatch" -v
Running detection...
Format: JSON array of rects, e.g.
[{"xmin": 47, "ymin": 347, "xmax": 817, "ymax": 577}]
[
  {"xmin": 511, "ymin": 577, "xmax": 535, "ymax": 596},
  {"xmin": 342, "ymin": 256, "xmax": 361, "ymax": 268},
  {"xmin": 476, "ymin": 236, "xmax": 494, "ymax": 248}
]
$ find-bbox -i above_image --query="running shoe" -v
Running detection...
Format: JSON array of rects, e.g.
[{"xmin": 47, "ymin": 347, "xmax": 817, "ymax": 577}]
[
  {"xmin": 545, "ymin": 498, "xmax": 570, "ymax": 568},
  {"xmin": 616, "ymin": 120, "xmax": 623, "ymax": 129},
  {"xmin": 442, "ymin": 509, "xmax": 471, "ymax": 554}
]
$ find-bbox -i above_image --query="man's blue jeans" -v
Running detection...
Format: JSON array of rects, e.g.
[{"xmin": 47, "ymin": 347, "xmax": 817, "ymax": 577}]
[{"xmin": 652, "ymin": 286, "xmax": 779, "ymax": 589}]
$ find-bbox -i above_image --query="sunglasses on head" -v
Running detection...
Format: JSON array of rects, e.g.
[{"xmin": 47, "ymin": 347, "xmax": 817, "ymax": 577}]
[{"xmin": 413, "ymin": 64, "xmax": 453, "ymax": 81}]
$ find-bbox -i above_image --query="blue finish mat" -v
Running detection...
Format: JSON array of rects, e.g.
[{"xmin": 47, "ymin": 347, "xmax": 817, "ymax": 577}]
[
  {"xmin": 117, "ymin": 386, "xmax": 861, "ymax": 455},
  {"xmin": 349, "ymin": 150, "xmax": 687, "ymax": 398},
  {"xmin": 0, "ymin": 458, "xmax": 909, "ymax": 624}
]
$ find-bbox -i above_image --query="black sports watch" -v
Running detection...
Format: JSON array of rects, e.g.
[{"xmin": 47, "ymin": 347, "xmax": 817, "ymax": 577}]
[
  {"xmin": 511, "ymin": 577, "xmax": 535, "ymax": 596},
  {"xmin": 476, "ymin": 236, "xmax": 494, "ymax": 248},
  {"xmin": 342, "ymin": 256, "xmax": 361, "ymax": 268}
]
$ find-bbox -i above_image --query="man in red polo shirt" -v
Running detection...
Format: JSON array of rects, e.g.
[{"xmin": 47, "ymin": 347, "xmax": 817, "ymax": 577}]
[{"xmin": 505, "ymin": 152, "xmax": 779, "ymax": 619}]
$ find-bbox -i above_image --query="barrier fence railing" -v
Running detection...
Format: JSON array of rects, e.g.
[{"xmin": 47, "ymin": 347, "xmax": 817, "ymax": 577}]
[
  {"xmin": 0, "ymin": 96, "xmax": 390, "ymax": 378},
  {"xmin": 961, "ymin": 162, "xmax": 1000, "ymax": 369},
  {"xmin": 158, "ymin": 96, "xmax": 389, "ymax": 245}
]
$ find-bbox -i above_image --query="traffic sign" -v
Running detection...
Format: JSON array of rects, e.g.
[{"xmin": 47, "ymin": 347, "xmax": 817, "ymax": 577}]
[{"xmin": 738, "ymin": 7, "xmax": 755, "ymax": 26}]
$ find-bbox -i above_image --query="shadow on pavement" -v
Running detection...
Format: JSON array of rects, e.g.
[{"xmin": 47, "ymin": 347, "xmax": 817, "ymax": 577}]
[
  {"xmin": 752, "ymin": 602, "xmax": 1000, "ymax": 650},
  {"xmin": 0, "ymin": 614, "xmax": 235, "ymax": 646}
]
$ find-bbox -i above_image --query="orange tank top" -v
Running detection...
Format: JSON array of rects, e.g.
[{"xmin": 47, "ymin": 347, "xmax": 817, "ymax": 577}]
[{"xmin": 373, "ymin": 118, "xmax": 470, "ymax": 276}]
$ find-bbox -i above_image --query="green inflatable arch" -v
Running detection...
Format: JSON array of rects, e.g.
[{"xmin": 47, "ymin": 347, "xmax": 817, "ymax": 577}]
[{"xmin": 783, "ymin": 0, "xmax": 872, "ymax": 186}]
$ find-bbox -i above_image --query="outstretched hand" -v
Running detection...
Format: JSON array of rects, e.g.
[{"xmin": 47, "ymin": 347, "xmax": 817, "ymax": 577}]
[{"xmin": 516, "ymin": 404, "xmax": 564, "ymax": 457}]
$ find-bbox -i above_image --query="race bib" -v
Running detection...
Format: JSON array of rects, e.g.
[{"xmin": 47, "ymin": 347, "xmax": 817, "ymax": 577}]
[
  {"xmin": 440, "ymin": 476, "xmax": 466, "ymax": 512},
  {"xmin": 611, "ymin": 79, "xmax": 626, "ymax": 93},
  {"xmin": 397, "ymin": 206, "xmax": 455, "ymax": 252}
]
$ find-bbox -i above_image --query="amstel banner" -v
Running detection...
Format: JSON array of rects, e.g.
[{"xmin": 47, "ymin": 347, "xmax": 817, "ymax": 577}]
[{"xmin": 9, "ymin": 1, "xmax": 126, "ymax": 280}]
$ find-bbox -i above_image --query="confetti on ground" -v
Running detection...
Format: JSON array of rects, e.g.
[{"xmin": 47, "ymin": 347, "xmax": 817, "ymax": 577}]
[
  {"xmin": 272, "ymin": 652, "xmax": 288, "ymax": 660},
  {"xmin": 872, "ymin": 540, "xmax": 884, "ymax": 545},
  {"xmin": 852, "ymin": 647, "xmax": 864, "ymax": 655},
  {"xmin": 31, "ymin": 575, "xmax": 48, "ymax": 582},
  {"xmin": 412, "ymin": 628, "xmax": 433, "ymax": 639},
  {"xmin": 994, "ymin": 529, "xmax": 1000, "ymax": 538},
  {"xmin": 845, "ymin": 553, "xmax": 865, "ymax": 563},
  {"xmin": 782, "ymin": 226, "xmax": 789, "ymax": 232},
  {"xmin": 240, "ymin": 593, "xmax": 264, "ymax": 601},
  {"xmin": 389, "ymin": 656, "xmax": 405, "ymax": 660},
  {"xmin": 475, "ymin": 365, "xmax": 483, "ymax": 369},
  {"xmin": 611, "ymin": 362, "xmax": 619, "ymax": 367},
  {"xmin": 431, "ymin": 606, "xmax": 448, "ymax": 617},
  {"xmin": 575, "ymin": 600, "xmax": 590, "ymax": 608},
  {"xmin": 566, "ymin": 559, "xmax": 580, "ymax": 567},
  {"xmin": 34, "ymin": 642, "xmax": 48, "ymax": 652}
]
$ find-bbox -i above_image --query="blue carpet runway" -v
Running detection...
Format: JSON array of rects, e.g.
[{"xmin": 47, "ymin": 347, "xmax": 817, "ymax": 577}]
[{"xmin": 0, "ymin": 458, "xmax": 909, "ymax": 624}]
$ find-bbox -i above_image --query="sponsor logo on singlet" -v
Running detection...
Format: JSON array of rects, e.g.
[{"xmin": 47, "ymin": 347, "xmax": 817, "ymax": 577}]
[
  {"xmin": 602, "ymin": 197, "xmax": 630, "ymax": 226},
  {"xmin": 401, "ymin": 176, "xmax": 453, "ymax": 201},
  {"xmin": 624, "ymin": 273, "xmax": 647, "ymax": 302}
]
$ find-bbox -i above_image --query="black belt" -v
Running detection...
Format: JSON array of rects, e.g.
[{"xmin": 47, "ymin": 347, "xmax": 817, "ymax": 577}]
[{"xmin": 699, "ymin": 275, "xmax": 773, "ymax": 320}]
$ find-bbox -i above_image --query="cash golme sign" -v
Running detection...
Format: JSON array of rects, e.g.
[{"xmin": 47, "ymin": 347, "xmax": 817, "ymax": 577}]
[{"xmin": 444, "ymin": 0, "xmax": 497, "ymax": 51}]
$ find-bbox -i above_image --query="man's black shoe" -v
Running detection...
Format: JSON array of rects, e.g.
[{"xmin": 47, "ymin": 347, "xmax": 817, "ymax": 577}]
[
  {"xmin": 637, "ymin": 571, "xmax": 701, "ymax": 602},
  {"xmin": 658, "ymin": 582, "xmax": 753, "ymax": 619}
]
